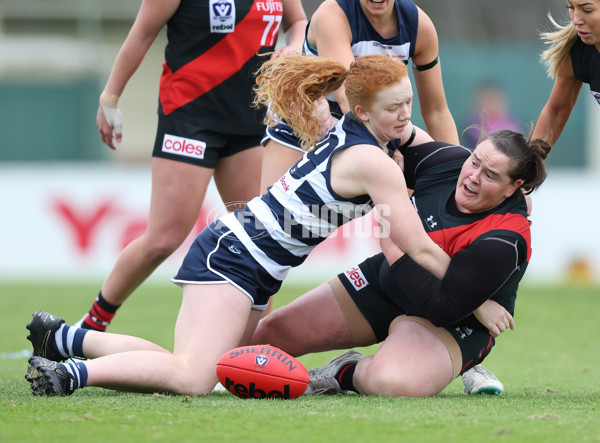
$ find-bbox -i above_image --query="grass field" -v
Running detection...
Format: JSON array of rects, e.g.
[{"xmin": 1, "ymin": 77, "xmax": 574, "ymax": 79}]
[{"xmin": 1, "ymin": 281, "xmax": 599, "ymax": 442}]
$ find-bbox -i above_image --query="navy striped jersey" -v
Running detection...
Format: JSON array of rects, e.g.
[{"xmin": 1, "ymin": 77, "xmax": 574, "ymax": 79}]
[
  {"xmin": 220, "ymin": 113, "xmax": 388, "ymax": 280},
  {"xmin": 159, "ymin": 0, "xmax": 283, "ymax": 134},
  {"xmin": 303, "ymin": 0, "xmax": 418, "ymax": 61},
  {"xmin": 570, "ymin": 38, "xmax": 600, "ymax": 105}
]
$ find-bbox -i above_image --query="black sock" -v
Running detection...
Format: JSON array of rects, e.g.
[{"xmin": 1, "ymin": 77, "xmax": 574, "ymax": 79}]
[
  {"xmin": 96, "ymin": 291, "xmax": 120, "ymax": 313},
  {"xmin": 336, "ymin": 363, "xmax": 358, "ymax": 393}
]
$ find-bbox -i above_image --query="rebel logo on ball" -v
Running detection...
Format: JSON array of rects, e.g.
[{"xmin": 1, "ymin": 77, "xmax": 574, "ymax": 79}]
[
  {"xmin": 216, "ymin": 345, "xmax": 308, "ymax": 399},
  {"xmin": 223, "ymin": 378, "xmax": 292, "ymax": 399}
]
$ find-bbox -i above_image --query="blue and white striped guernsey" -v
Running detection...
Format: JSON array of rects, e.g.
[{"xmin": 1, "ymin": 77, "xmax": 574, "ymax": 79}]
[
  {"xmin": 220, "ymin": 114, "xmax": 381, "ymax": 281},
  {"xmin": 303, "ymin": 0, "xmax": 418, "ymax": 62},
  {"xmin": 299, "ymin": 0, "xmax": 418, "ymax": 118}
]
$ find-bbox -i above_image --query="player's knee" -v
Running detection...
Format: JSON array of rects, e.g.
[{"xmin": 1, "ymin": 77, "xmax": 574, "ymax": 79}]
[
  {"xmin": 359, "ymin": 363, "xmax": 434, "ymax": 398},
  {"xmin": 359, "ymin": 366, "xmax": 404, "ymax": 397},
  {"xmin": 363, "ymin": 373, "xmax": 410, "ymax": 397},
  {"xmin": 253, "ymin": 314, "xmax": 289, "ymax": 344},
  {"xmin": 143, "ymin": 234, "xmax": 185, "ymax": 263},
  {"xmin": 171, "ymin": 371, "xmax": 216, "ymax": 396},
  {"xmin": 249, "ymin": 318, "xmax": 272, "ymax": 345},
  {"xmin": 251, "ymin": 315, "xmax": 304, "ymax": 356}
]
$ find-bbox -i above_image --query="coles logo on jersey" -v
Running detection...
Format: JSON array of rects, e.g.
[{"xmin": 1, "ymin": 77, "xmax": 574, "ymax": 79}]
[
  {"xmin": 162, "ymin": 134, "xmax": 206, "ymax": 160},
  {"xmin": 210, "ymin": 0, "xmax": 235, "ymax": 33},
  {"xmin": 345, "ymin": 266, "xmax": 368, "ymax": 291}
]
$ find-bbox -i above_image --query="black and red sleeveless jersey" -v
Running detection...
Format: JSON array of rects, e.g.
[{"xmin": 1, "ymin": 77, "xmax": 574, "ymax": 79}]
[
  {"xmin": 158, "ymin": 0, "xmax": 283, "ymax": 134},
  {"xmin": 382, "ymin": 141, "xmax": 531, "ymax": 326},
  {"xmin": 401, "ymin": 142, "xmax": 531, "ymax": 261}
]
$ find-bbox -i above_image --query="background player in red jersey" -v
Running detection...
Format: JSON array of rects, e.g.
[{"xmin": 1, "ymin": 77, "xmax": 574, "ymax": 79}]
[{"xmin": 79, "ymin": 0, "xmax": 307, "ymax": 332}]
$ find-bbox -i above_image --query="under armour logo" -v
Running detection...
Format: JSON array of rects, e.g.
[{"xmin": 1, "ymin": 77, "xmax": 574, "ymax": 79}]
[
  {"xmin": 426, "ymin": 215, "xmax": 437, "ymax": 229},
  {"xmin": 455, "ymin": 326, "xmax": 473, "ymax": 340}
]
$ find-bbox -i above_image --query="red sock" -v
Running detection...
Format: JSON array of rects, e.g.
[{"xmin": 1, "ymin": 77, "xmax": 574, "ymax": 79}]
[{"xmin": 81, "ymin": 292, "xmax": 120, "ymax": 332}]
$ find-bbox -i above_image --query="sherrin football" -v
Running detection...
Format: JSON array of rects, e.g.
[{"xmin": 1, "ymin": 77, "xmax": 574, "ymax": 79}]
[{"xmin": 216, "ymin": 345, "xmax": 309, "ymax": 399}]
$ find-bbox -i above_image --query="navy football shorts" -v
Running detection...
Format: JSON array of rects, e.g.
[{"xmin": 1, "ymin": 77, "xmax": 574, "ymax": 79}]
[
  {"xmin": 261, "ymin": 121, "xmax": 306, "ymax": 153},
  {"xmin": 172, "ymin": 218, "xmax": 282, "ymax": 310}
]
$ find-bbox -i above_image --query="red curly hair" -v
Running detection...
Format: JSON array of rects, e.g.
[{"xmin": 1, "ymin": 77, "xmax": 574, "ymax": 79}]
[{"xmin": 254, "ymin": 54, "xmax": 408, "ymax": 151}]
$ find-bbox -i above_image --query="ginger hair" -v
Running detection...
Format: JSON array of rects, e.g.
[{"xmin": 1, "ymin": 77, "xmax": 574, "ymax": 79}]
[
  {"xmin": 254, "ymin": 54, "xmax": 347, "ymax": 151},
  {"xmin": 254, "ymin": 54, "xmax": 409, "ymax": 151},
  {"xmin": 344, "ymin": 54, "xmax": 409, "ymax": 114}
]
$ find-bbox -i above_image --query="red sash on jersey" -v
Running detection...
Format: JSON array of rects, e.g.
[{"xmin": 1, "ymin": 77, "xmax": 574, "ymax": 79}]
[
  {"xmin": 428, "ymin": 213, "xmax": 532, "ymax": 261},
  {"xmin": 159, "ymin": 1, "xmax": 281, "ymax": 115}
]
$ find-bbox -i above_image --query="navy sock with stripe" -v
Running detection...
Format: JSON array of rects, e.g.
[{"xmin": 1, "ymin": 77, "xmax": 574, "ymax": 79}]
[
  {"xmin": 53, "ymin": 324, "xmax": 88, "ymax": 360},
  {"xmin": 59, "ymin": 361, "xmax": 88, "ymax": 389}
]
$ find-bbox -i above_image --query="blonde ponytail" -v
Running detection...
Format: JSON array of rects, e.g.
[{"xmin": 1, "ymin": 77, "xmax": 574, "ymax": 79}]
[{"xmin": 539, "ymin": 13, "xmax": 579, "ymax": 79}]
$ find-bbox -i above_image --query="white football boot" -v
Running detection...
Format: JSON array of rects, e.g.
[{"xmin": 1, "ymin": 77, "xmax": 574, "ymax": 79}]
[{"xmin": 462, "ymin": 365, "xmax": 504, "ymax": 395}]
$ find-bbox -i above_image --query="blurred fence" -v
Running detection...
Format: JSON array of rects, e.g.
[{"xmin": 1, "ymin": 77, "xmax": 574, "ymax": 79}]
[
  {"xmin": 0, "ymin": 0, "xmax": 598, "ymax": 284},
  {"xmin": 0, "ymin": 164, "xmax": 598, "ymax": 285}
]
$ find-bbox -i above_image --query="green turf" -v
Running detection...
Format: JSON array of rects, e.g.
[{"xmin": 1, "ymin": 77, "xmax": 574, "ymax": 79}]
[{"xmin": 1, "ymin": 281, "xmax": 599, "ymax": 442}]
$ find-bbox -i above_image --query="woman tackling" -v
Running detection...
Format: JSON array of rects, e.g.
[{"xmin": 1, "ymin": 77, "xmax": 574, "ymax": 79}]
[
  {"xmin": 77, "ymin": 0, "xmax": 307, "ymax": 332},
  {"xmin": 260, "ymin": 0, "xmax": 458, "ymax": 191},
  {"xmin": 260, "ymin": 0, "xmax": 502, "ymax": 395},
  {"xmin": 25, "ymin": 54, "xmax": 453, "ymax": 397}
]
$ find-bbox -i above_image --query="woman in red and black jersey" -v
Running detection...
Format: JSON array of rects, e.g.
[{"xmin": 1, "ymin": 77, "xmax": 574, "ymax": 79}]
[
  {"xmin": 251, "ymin": 130, "xmax": 551, "ymax": 398},
  {"xmin": 80, "ymin": 0, "xmax": 307, "ymax": 332}
]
